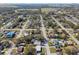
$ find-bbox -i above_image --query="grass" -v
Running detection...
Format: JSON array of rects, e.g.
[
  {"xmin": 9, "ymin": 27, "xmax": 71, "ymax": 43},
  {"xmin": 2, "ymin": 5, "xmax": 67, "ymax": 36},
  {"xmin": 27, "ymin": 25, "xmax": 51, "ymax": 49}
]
[
  {"xmin": 63, "ymin": 46, "xmax": 77, "ymax": 55},
  {"xmin": 0, "ymin": 24, "xmax": 3, "ymax": 28},
  {"xmin": 11, "ymin": 48, "xmax": 17, "ymax": 54},
  {"xmin": 0, "ymin": 32, "xmax": 3, "ymax": 37},
  {"xmin": 50, "ymin": 47, "xmax": 56, "ymax": 53},
  {"xmin": 48, "ymin": 41, "xmax": 53, "ymax": 46},
  {"xmin": 3, "ymin": 48, "xmax": 9, "ymax": 55},
  {"xmin": 41, "ymin": 48, "xmax": 46, "ymax": 55},
  {"xmin": 24, "ymin": 44, "xmax": 36, "ymax": 55},
  {"xmin": 75, "ymin": 45, "xmax": 79, "ymax": 48}
]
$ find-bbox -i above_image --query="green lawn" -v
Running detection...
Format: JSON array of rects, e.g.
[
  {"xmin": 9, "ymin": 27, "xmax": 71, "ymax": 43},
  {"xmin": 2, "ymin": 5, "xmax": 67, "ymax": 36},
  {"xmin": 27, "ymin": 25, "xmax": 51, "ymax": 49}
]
[
  {"xmin": 50, "ymin": 47, "xmax": 56, "ymax": 53},
  {"xmin": 0, "ymin": 32, "xmax": 3, "ymax": 37},
  {"xmin": 24, "ymin": 44, "xmax": 36, "ymax": 55},
  {"xmin": 41, "ymin": 48, "xmax": 46, "ymax": 55},
  {"xmin": 48, "ymin": 41, "xmax": 53, "ymax": 46}
]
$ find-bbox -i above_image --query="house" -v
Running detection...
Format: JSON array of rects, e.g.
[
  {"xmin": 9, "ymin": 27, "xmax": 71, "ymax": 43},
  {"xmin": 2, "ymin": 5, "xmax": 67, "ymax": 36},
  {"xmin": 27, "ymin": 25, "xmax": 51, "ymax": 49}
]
[
  {"xmin": 0, "ymin": 42, "xmax": 4, "ymax": 50},
  {"xmin": 35, "ymin": 45, "xmax": 41, "ymax": 53},
  {"xmin": 19, "ymin": 43, "xmax": 25, "ymax": 46},
  {"xmin": 23, "ymin": 32, "xmax": 28, "ymax": 36},
  {"xmin": 66, "ymin": 41, "xmax": 73, "ymax": 46},
  {"xmin": 56, "ymin": 48, "xmax": 62, "ymax": 52},
  {"xmin": 53, "ymin": 39, "xmax": 59, "ymax": 45},
  {"xmin": 0, "ymin": 45, "xmax": 4, "ymax": 50},
  {"xmin": 17, "ymin": 46, "xmax": 24, "ymax": 53},
  {"xmin": 34, "ymin": 40, "xmax": 41, "ymax": 45},
  {"xmin": 6, "ymin": 32, "xmax": 15, "ymax": 38},
  {"xmin": 59, "ymin": 41, "xmax": 65, "ymax": 47},
  {"xmin": 5, "ymin": 22, "xmax": 12, "ymax": 29}
]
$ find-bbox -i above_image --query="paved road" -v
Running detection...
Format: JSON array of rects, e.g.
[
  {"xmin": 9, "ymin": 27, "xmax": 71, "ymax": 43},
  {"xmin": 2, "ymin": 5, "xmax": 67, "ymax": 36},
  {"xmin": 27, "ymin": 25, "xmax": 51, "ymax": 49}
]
[
  {"xmin": 16, "ymin": 17, "xmax": 30, "ymax": 39},
  {"xmin": 40, "ymin": 15, "xmax": 50, "ymax": 55},
  {"xmin": 51, "ymin": 15, "xmax": 79, "ymax": 45}
]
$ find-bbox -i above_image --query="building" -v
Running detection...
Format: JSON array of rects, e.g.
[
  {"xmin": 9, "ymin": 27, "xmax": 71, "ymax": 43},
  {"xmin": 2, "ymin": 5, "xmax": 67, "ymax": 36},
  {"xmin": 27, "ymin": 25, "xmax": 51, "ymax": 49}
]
[
  {"xmin": 6, "ymin": 32, "xmax": 15, "ymax": 38},
  {"xmin": 35, "ymin": 45, "xmax": 41, "ymax": 54},
  {"xmin": 17, "ymin": 46, "xmax": 24, "ymax": 53}
]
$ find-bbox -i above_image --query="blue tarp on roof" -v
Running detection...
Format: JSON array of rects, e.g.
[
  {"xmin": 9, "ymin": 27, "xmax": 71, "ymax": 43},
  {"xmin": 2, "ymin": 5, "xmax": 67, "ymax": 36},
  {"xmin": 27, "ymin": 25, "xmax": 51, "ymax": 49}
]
[{"xmin": 6, "ymin": 32, "xmax": 15, "ymax": 38}]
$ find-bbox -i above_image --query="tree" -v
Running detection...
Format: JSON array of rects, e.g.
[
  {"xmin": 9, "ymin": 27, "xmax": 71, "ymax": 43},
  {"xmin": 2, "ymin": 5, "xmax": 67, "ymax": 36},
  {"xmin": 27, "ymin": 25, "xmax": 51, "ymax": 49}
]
[
  {"xmin": 16, "ymin": 37, "xmax": 26, "ymax": 47},
  {"xmin": 2, "ymin": 40, "xmax": 10, "ymax": 48},
  {"xmin": 74, "ymin": 24, "xmax": 79, "ymax": 29},
  {"xmin": 65, "ymin": 47, "xmax": 72, "ymax": 55},
  {"xmin": 35, "ymin": 35, "xmax": 45, "ymax": 42},
  {"xmin": 65, "ymin": 46, "xmax": 78, "ymax": 55},
  {"xmin": 25, "ymin": 35, "xmax": 33, "ymax": 44},
  {"xmin": 24, "ymin": 45, "xmax": 36, "ymax": 55},
  {"xmin": 17, "ymin": 37, "xmax": 25, "ymax": 44}
]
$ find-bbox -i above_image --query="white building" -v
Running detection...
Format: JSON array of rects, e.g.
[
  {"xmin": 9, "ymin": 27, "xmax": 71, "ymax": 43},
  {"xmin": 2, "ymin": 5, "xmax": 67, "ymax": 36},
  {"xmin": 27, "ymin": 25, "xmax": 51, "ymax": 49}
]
[{"xmin": 35, "ymin": 45, "xmax": 41, "ymax": 52}]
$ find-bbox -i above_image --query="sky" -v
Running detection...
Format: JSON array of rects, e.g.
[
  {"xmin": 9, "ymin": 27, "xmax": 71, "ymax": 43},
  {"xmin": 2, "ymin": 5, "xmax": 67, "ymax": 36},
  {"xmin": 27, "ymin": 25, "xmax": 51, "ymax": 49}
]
[{"xmin": 0, "ymin": 0, "xmax": 79, "ymax": 3}]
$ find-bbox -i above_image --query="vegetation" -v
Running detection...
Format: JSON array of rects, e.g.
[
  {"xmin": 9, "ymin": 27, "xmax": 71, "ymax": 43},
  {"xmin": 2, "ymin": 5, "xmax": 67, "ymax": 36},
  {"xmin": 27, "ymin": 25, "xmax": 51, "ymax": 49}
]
[
  {"xmin": 50, "ymin": 47, "xmax": 56, "ymax": 53},
  {"xmin": 24, "ymin": 45, "xmax": 36, "ymax": 55},
  {"xmin": 11, "ymin": 48, "xmax": 17, "ymax": 55},
  {"xmin": 74, "ymin": 24, "xmax": 79, "ymax": 29},
  {"xmin": 1, "ymin": 40, "xmax": 11, "ymax": 48},
  {"xmin": 76, "ymin": 33, "xmax": 79, "ymax": 41},
  {"xmin": 64, "ymin": 46, "xmax": 78, "ymax": 55},
  {"xmin": 48, "ymin": 41, "xmax": 53, "ymax": 46},
  {"xmin": 41, "ymin": 48, "xmax": 46, "ymax": 55}
]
